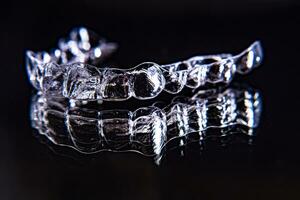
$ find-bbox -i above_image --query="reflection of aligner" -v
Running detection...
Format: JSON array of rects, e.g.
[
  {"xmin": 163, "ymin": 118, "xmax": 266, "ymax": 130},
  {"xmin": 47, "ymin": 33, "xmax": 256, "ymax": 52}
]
[
  {"xmin": 30, "ymin": 86, "xmax": 262, "ymax": 159},
  {"xmin": 164, "ymin": 87, "xmax": 261, "ymax": 141}
]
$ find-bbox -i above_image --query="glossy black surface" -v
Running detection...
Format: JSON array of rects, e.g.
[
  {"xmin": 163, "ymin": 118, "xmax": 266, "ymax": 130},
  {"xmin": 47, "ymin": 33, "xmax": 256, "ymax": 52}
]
[{"xmin": 1, "ymin": 0, "xmax": 300, "ymax": 199}]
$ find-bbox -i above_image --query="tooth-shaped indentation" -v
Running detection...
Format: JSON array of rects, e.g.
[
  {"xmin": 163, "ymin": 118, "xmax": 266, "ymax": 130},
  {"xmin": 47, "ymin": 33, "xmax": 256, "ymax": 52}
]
[
  {"xmin": 63, "ymin": 63, "xmax": 101, "ymax": 100},
  {"xmin": 162, "ymin": 62, "xmax": 188, "ymax": 94},
  {"xmin": 185, "ymin": 64, "xmax": 208, "ymax": 88},
  {"xmin": 186, "ymin": 56, "xmax": 228, "ymax": 88},
  {"xmin": 206, "ymin": 59, "xmax": 236, "ymax": 84},
  {"xmin": 234, "ymin": 41, "xmax": 263, "ymax": 74},
  {"xmin": 100, "ymin": 69, "xmax": 132, "ymax": 100},
  {"xmin": 42, "ymin": 62, "xmax": 67, "ymax": 95},
  {"xmin": 26, "ymin": 51, "xmax": 51, "ymax": 90},
  {"xmin": 131, "ymin": 62, "xmax": 165, "ymax": 100}
]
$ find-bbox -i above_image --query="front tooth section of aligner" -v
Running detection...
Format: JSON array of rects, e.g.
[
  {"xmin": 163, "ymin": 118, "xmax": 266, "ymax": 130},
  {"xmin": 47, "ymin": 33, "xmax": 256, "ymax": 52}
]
[
  {"xmin": 186, "ymin": 56, "xmax": 235, "ymax": 88},
  {"xmin": 63, "ymin": 63, "xmax": 102, "ymax": 100},
  {"xmin": 206, "ymin": 59, "xmax": 236, "ymax": 84},
  {"xmin": 131, "ymin": 62, "xmax": 166, "ymax": 100},
  {"xmin": 100, "ymin": 69, "xmax": 132, "ymax": 101},
  {"xmin": 185, "ymin": 64, "xmax": 208, "ymax": 88},
  {"xmin": 185, "ymin": 56, "xmax": 223, "ymax": 88},
  {"xmin": 235, "ymin": 41, "xmax": 263, "ymax": 74},
  {"xmin": 162, "ymin": 62, "xmax": 188, "ymax": 94}
]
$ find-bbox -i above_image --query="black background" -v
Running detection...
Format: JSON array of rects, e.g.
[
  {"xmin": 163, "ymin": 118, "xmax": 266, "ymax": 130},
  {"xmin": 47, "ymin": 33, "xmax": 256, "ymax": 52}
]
[{"xmin": 1, "ymin": 0, "xmax": 300, "ymax": 199}]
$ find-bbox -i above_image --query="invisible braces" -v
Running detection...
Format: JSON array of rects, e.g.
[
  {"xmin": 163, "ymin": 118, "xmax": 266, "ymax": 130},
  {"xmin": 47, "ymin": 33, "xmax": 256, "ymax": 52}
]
[{"xmin": 26, "ymin": 27, "xmax": 263, "ymax": 101}]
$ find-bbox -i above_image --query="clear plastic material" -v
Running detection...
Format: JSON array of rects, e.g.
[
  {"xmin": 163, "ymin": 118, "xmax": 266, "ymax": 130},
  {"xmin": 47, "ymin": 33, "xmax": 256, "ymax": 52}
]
[
  {"xmin": 26, "ymin": 27, "xmax": 263, "ymax": 101},
  {"xmin": 30, "ymin": 85, "xmax": 262, "ymax": 160}
]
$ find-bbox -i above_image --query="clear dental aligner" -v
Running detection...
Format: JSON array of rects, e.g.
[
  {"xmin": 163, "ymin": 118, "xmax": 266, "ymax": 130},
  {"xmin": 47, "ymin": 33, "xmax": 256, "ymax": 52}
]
[
  {"xmin": 26, "ymin": 27, "xmax": 263, "ymax": 101},
  {"xmin": 30, "ymin": 86, "xmax": 262, "ymax": 157}
]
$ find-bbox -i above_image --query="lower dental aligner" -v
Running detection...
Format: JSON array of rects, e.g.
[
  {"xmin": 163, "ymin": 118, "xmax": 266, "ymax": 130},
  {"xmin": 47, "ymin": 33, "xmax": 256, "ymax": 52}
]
[
  {"xmin": 30, "ymin": 86, "xmax": 262, "ymax": 156},
  {"xmin": 26, "ymin": 27, "xmax": 263, "ymax": 101}
]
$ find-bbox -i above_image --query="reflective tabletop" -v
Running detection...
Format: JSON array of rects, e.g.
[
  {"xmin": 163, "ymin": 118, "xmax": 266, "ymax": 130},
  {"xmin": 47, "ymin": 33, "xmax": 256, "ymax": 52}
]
[{"xmin": 1, "ymin": 1, "xmax": 299, "ymax": 199}]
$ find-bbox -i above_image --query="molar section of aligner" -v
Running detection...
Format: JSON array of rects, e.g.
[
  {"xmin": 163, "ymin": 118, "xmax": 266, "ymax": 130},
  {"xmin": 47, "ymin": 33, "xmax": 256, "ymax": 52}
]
[
  {"xmin": 100, "ymin": 69, "xmax": 133, "ymax": 101},
  {"xmin": 131, "ymin": 62, "xmax": 166, "ymax": 100},
  {"xmin": 63, "ymin": 63, "xmax": 102, "ymax": 100},
  {"xmin": 66, "ymin": 107, "xmax": 102, "ymax": 153},
  {"xmin": 235, "ymin": 41, "xmax": 263, "ymax": 74},
  {"xmin": 161, "ymin": 62, "xmax": 188, "ymax": 94},
  {"xmin": 41, "ymin": 62, "xmax": 67, "ymax": 96},
  {"xmin": 131, "ymin": 107, "xmax": 167, "ymax": 156}
]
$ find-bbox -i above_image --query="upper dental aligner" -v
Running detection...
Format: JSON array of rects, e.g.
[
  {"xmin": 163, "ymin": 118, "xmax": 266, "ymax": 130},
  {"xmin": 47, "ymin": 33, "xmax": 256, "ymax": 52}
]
[{"xmin": 26, "ymin": 27, "xmax": 263, "ymax": 101}]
